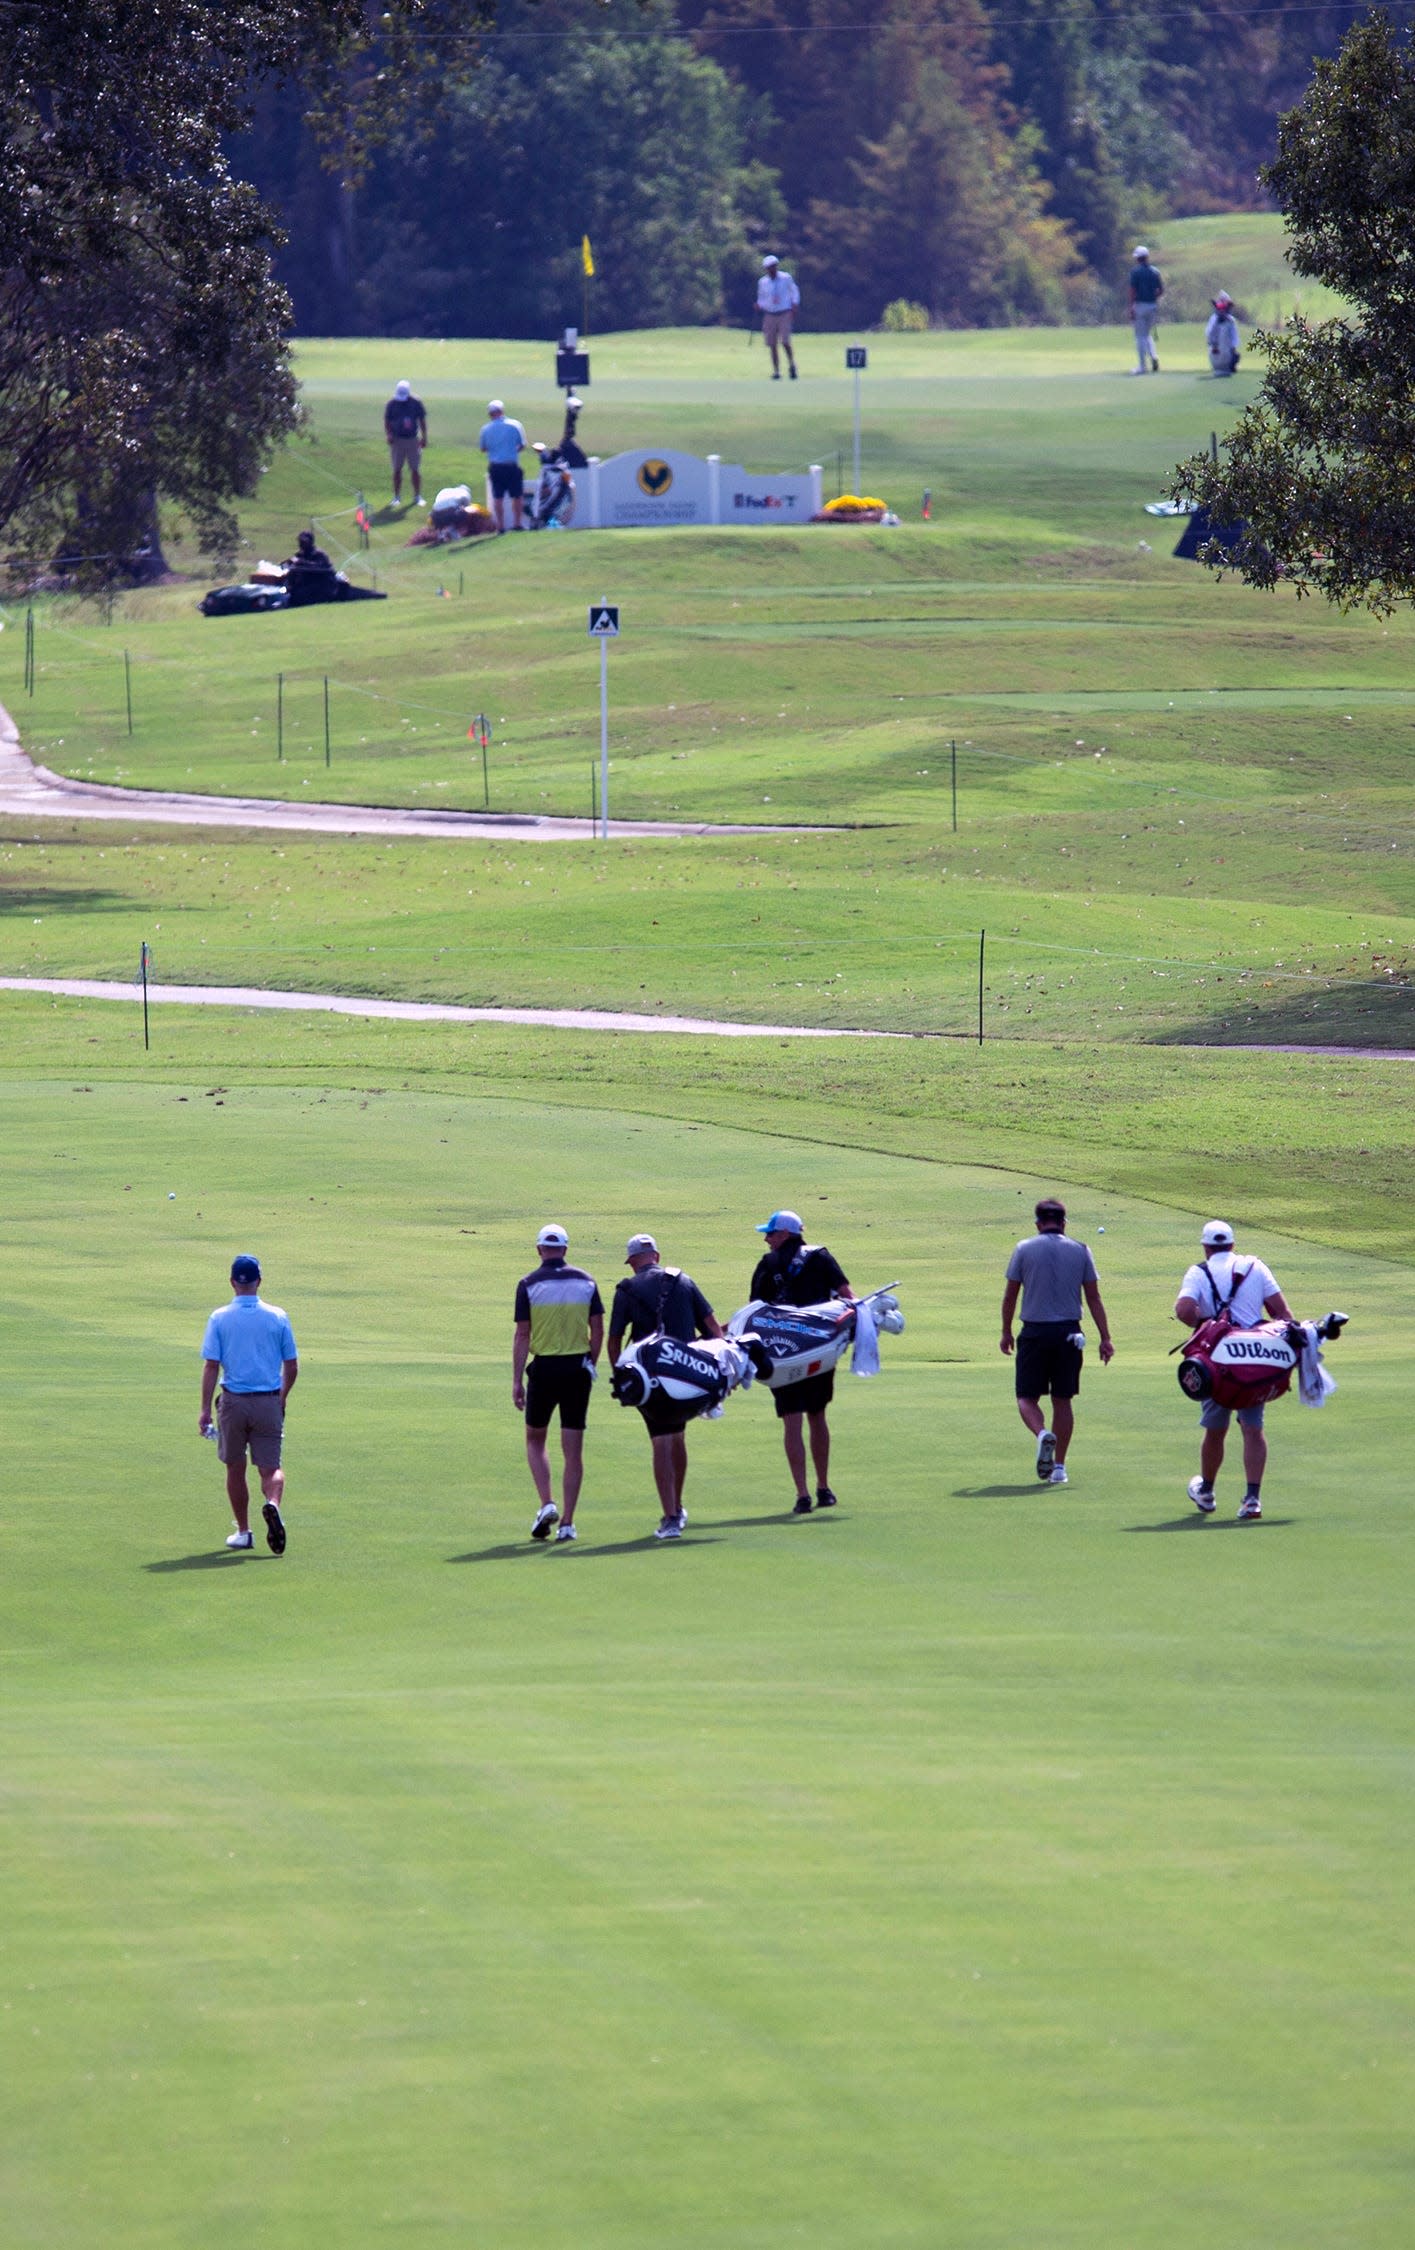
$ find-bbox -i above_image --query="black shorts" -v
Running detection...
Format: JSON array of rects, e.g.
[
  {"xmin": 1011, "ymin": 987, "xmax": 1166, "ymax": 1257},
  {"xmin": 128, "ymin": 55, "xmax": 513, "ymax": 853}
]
[
  {"xmin": 637, "ymin": 1399, "xmax": 692, "ymax": 1439},
  {"xmin": 773, "ymin": 1369, "xmax": 836, "ymax": 1419},
  {"xmin": 525, "ymin": 1355, "xmax": 592, "ymax": 1431},
  {"xmin": 488, "ymin": 461, "xmax": 524, "ymax": 499},
  {"xmin": 1015, "ymin": 1322, "xmax": 1083, "ymax": 1402}
]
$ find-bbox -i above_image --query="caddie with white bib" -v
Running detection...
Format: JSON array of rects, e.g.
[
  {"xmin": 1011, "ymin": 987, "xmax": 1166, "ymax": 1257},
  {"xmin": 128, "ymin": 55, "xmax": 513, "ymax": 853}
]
[{"xmin": 1174, "ymin": 1221, "xmax": 1304, "ymax": 1523}]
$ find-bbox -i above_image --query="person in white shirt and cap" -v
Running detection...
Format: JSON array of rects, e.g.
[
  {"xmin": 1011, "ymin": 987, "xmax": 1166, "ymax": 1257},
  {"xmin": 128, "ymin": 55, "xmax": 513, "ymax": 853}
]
[
  {"xmin": 1206, "ymin": 292, "xmax": 1242, "ymax": 376},
  {"xmin": 1175, "ymin": 1220, "xmax": 1294, "ymax": 1521},
  {"xmin": 756, "ymin": 255, "xmax": 801, "ymax": 381}
]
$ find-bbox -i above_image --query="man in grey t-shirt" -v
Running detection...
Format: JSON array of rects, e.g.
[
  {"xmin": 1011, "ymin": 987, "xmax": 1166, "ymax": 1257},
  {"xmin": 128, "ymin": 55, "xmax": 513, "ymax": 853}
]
[{"xmin": 1000, "ymin": 1198, "xmax": 1113, "ymax": 1487}]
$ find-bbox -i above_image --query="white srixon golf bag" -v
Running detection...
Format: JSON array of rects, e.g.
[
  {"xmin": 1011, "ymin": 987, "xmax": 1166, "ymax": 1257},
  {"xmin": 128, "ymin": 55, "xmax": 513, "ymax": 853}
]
[
  {"xmin": 611, "ymin": 1331, "xmax": 772, "ymax": 1422},
  {"xmin": 727, "ymin": 1285, "xmax": 904, "ymax": 1389}
]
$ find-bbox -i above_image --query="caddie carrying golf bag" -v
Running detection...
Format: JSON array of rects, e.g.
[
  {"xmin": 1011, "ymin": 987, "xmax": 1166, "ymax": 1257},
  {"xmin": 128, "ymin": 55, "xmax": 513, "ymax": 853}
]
[
  {"xmin": 611, "ymin": 1331, "xmax": 772, "ymax": 1423},
  {"xmin": 1177, "ymin": 1308, "xmax": 1348, "ymax": 1409},
  {"xmin": 726, "ymin": 1286, "xmax": 904, "ymax": 1389}
]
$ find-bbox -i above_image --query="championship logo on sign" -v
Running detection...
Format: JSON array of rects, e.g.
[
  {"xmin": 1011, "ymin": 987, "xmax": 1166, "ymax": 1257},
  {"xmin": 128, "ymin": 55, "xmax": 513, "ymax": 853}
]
[{"xmin": 637, "ymin": 458, "xmax": 673, "ymax": 497}]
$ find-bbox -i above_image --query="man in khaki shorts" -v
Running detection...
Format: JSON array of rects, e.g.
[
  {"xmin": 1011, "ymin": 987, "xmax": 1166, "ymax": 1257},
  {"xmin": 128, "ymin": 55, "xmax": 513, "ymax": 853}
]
[
  {"xmin": 756, "ymin": 256, "xmax": 800, "ymax": 380},
  {"xmin": 200, "ymin": 1254, "xmax": 298, "ymax": 1553}
]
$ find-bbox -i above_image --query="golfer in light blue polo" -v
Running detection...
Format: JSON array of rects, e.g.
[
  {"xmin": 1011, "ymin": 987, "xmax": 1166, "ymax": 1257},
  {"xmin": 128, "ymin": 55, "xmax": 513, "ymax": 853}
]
[
  {"xmin": 479, "ymin": 398, "xmax": 528, "ymax": 532},
  {"xmin": 200, "ymin": 1254, "xmax": 298, "ymax": 1555}
]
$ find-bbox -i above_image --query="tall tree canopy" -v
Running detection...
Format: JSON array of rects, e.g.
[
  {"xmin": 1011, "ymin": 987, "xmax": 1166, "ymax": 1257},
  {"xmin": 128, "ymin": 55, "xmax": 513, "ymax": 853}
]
[
  {"xmin": 1175, "ymin": 11, "xmax": 1415, "ymax": 613},
  {"xmin": 0, "ymin": 0, "xmax": 477, "ymax": 589}
]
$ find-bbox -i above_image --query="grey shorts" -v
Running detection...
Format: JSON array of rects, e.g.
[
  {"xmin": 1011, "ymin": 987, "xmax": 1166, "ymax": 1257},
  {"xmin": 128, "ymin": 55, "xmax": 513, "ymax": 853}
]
[
  {"xmin": 388, "ymin": 437, "xmax": 422, "ymax": 475},
  {"xmin": 218, "ymin": 1389, "xmax": 284, "ymax": 1470},
  {"xmin": 1200, "ymin": 1399, "xmax": 1265, "ymax": 1432},
  {"xmin": 762, "ymin": 310, "xmax": 795, "ymax": 348}
]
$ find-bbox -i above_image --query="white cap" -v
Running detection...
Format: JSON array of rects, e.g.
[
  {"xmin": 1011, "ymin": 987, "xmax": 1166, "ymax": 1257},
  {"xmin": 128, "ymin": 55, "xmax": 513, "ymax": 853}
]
[
  {"xmin": 394, "ymin": 380, "xmax": 411, "ymax": 399},
  {"xmin": 762, "ymin": 254, "xmax": 780, "ymax": 268},
  {"xmin": 1201, "ymin": 1220, "xmax": 1235, "ymax": 1249},
  {"xmin": 488, "ymin": 399, "xmax": 504, "ymax": 414},
  {"xmin": 625, "ymin": 1232, "xmax": 658, "ymax": 1261},
  {"xmin": 1133, "ymin": 245, "xmax": 1150, "ymax": 260},
  {"xmin": 536, "ymin": 1223, "xmax": 569, "ymax": 1249}
]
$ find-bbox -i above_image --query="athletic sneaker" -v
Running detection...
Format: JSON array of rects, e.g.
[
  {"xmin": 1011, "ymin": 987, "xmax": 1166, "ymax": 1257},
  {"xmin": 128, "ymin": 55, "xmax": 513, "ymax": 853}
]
[
  {"xmin": 1036, "ymin": 1429, "xmax": 1057, "ymax": 1480},
  {"xmin": 1238, "ymin": 1493, "xmax": 1263, "ymax": 1521},
  {"xmin": 226, "ymin": 1530, "xmax": 253, "ymax": 1550},
  {"xmin": 261, "ymin": 1499, "xmax": 286, "ymax": 1555},
  {"xmin": 554, "ymin": 1523, "xmax": 577, "ymax": 1544},
  {"xmin": 654, "ymin": 1515, "xmax": 684, "ymax": 1541},
  {"xmin": 530, "ymin": 1502, "xmax": 558, "ymax": 1542},
  {"xmin": 788, "ymin": 366, "xmax": 798, "ymax": 380},
  {"xmin": 1048, "ymin": 1465, "xmax": 1069, "ymax": 1487},
  {"xmin": 1187, "ymin": 1476, "xmax": 1217, "ymax": 1516},
  {"xmin": 1151, "ymin": 357, "xmax": 1160, "ymax": 372},
  {"xmin": 815, "ymin": 1487, "xmax": 838, "ymax": 1508},
  {"xmin": 793, "ymin": 1495, "xmax": 814, "ymax": 1515}
]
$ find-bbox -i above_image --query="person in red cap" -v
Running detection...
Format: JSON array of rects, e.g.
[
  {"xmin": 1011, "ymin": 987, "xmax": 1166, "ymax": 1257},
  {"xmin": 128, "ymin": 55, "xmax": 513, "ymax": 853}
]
[{"xmin": 1206, "ymin": 292, "xmax": 1242, "ymax": 376}]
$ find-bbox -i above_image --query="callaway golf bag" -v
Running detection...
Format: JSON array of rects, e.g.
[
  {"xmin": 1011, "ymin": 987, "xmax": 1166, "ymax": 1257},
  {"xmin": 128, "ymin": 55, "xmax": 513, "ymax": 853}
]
[
  {"xmin": 726, "ymin": 1284, "xmax": 905, "ymax": 1390},
  {"xmin": 611, "ymin": 1330, "xmax": 773, "ymax": 1423},
  {"xmin": 1176, "ymin": 1308, "xmax": 1348, "ymax": 1410}
]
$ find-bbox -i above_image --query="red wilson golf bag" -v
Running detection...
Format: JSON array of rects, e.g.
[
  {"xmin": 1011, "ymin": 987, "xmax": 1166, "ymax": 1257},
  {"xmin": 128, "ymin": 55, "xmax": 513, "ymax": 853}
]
[{"xmin": 1177, "ymin": 1309, "xmax": 1348, "ymax": 1410}]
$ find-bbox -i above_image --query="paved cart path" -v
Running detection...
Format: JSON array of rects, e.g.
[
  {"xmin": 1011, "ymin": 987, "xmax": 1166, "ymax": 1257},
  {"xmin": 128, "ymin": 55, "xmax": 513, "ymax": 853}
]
[
  {"xmin": 0, "ymin": 976, "xmax": 894, "ymax": 1040},
  {"xmin": 0, "ymin": 706, "xmax": 800, "ymax": 842}
]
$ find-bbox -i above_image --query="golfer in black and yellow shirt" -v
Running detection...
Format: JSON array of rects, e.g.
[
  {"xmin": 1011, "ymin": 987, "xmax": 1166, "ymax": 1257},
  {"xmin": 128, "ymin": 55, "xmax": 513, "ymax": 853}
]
[{"xmin": 512, "ymin": 1224, "xmax": 604, "ymax": 1544}]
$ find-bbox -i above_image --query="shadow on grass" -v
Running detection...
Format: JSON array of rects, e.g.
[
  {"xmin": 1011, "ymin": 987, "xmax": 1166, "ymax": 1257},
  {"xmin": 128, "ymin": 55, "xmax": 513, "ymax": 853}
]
[
  {"xmin": 1124, "ymin": 1516, "xmax": 1294, "ymax": 1533},
  {"xmin": 1157, "ymin": 979, "xmax": 1415, "ymax": 1051},
  {"xmin": 953, "ymin": 1483, "xmax": 1050, "ymax": 1498},
  {"xmin": 449, "ymin": 1535, "xmax": 725, "ymax": 1563},
  {"xmin": 146, "ymin": 1550, "xmax": 258, "ymax": 1572}
]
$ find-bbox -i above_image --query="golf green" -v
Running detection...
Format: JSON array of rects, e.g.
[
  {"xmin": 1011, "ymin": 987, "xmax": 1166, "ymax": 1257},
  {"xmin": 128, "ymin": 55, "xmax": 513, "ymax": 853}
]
[{"xmin": 4, "ymin": 1078, "xmax": 1412, "ymax": 2248}]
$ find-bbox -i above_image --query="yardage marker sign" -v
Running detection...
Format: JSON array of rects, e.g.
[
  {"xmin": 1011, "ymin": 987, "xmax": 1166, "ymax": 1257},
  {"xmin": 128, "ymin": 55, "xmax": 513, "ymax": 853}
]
[{"xmin": 587, "ymin": 604, "xmax": 620, "ymax": 637}]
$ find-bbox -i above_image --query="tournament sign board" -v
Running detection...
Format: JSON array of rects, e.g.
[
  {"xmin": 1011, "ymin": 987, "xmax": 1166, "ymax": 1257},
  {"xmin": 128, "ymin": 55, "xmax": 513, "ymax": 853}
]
[
  {"xmin": 846, "ymin": 346, "xmax": 868, "ymax": 370},
  {"xmin": 587, "ymin": 604, "xmax": 620, "ymax": 637}
]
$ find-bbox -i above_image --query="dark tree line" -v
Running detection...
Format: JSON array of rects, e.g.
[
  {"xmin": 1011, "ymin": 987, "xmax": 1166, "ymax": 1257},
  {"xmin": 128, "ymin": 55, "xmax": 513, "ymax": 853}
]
[{"xmin": 236, "ymin": 0, "xmax": 1384, "ymax": 339}]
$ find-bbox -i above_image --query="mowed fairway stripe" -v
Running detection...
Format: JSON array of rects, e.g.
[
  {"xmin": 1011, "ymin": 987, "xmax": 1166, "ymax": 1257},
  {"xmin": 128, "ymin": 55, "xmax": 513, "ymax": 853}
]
[{"xmin": 3, "ymin": 1081, "xmax": 1413, "ymax": 2249}]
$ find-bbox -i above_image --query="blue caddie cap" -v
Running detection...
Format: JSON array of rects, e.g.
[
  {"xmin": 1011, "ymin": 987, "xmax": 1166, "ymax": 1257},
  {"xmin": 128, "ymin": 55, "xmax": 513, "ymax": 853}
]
[
  {"xmin": 230, "ymin": 1254, "xmax": 261, "ymax": 1283},
  {"xmin": 756, "ymin": 1210, "xmax": 804, "ymax": 1236}
]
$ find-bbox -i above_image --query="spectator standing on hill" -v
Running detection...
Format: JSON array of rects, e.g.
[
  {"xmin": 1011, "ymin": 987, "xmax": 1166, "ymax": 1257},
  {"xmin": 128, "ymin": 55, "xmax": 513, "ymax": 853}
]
[
  {"xmin": 384, "ymin": 379, "xmax": 428, "ymax": 508},
  {"xmin": 199, "ymin": 1254, "xmax": 297, "ymax": 1554},
  {"xmin": 1206, "ymin": 292, "xmax": 1242, "ymax": 375},
  {"xmin": 749, "ymin": 1209, "xmax": 853, "ymax": 1515},
  {"xmin": 512, "ymin": 1223, "xmax": 603, "ymax": 1546},
  {"xmin": 480, "ymin": 399, "xmax": 528, "ymax": 531},
  {"xmin": 1128, "ymin": 246, "xmax": 1164, "ymax": 375},
  {"xmin": 1175, "ymin": 1220, "xmax": 1293, "ymax": 1522},
  {"xmin": 608, "ymin": 1234, "xmax": 723, "ymax": 1541},
  {"xmin": 756, "ymin": 255, "xmax": 800, "ymax": 381},
  {"xmin": 1000, "ymin": 1199, "xmax": 1113, "ymax": 1487}
]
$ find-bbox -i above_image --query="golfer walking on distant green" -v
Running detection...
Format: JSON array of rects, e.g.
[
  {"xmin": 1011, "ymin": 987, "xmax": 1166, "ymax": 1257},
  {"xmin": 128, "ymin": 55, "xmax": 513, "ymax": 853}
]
[
  {"xmin": 756, "ymin": 256, "xmax": 800, "ymax": 380},
  {"xmin": 608, "ymin": 1234, "xmax": 723, "ymax": 1540},
  {"xmin": 1128, "ymin": 246, "xmax": 1164, "ymax": 374},
  {"xmin": 749, "ymin": 1209, "xmax": 853, "ymax": 1513},
  {"xmin": 1000, "ymin": 1199, "xmax": 1113, "ymax": 1486},
  {"xmin": 512, "ymin": 1223, "xmax": 604, "ymax": 1545},
  {"xmin": 200, "ymin": 1255, "xmax": 297, "ymax": 1553}
]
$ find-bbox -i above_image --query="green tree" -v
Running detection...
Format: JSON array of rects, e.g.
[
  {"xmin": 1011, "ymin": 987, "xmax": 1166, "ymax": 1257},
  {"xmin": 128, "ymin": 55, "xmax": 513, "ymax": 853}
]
[
  {"xmin": 0, "ymin": 0, "xmax": 477, "ymax": 590},
  {"xmin": 1175, "ymin": 12, "xmax": 1415, "ymax": 613},
  {"xmin": 347, "ymin": 0, "xmax": 780, "ymax": 339}
]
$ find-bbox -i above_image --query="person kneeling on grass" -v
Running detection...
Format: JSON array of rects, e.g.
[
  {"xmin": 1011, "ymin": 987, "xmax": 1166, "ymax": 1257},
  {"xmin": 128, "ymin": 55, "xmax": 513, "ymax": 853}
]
[
  {"xmin": 512, "ymin": 1223, "xmax": 604, "ymax": 1546},
  {"xmin": 749, "ymin": 1208, "xmax": 853, "ymax": 1514},
  {"xmin": 999, "ymin": 1198, "xmax": 1113, "ymax": 1486},
  {"xmin": 1175, "ymin": 1220, "xmax": 1293, "ymax": 1523},
  {"xmin": 199, "ymin": 1254, "xmax": 297, "ymax": 1553}
]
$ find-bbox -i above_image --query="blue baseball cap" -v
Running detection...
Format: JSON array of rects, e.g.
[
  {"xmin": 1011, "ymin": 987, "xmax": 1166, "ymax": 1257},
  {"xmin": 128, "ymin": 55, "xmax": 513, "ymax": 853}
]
[
  {"xmin": 230, "ymin": 1254, "xmax": 261, "ymax": 1283},
  {"xmin": 756, "ymin": 1210, "xmax": 804, "ymax": 1236}
]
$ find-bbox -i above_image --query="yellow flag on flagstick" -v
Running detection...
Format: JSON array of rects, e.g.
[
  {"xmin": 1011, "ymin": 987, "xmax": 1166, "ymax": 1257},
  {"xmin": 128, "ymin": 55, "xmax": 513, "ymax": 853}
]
[{"xmin": 582, "ymin": 234, "xmax": 595, "ymax": 278}]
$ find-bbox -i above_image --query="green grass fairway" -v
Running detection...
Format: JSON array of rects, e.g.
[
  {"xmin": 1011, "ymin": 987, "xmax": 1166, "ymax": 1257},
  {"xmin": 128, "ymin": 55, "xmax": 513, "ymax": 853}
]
[{"xmin": 5, "ymin": 1076, "xmax": 1413, "ymax": 2250}]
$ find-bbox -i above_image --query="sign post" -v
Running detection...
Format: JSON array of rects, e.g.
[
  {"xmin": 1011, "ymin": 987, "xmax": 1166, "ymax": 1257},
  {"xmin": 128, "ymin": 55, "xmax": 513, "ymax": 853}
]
[
  {"xmin": 846, "ymin": 345, "xmax": 868, "ymax": 491},
  {"xmin": 586, "ymin": 602, "xmax": 620, "ymax": 839}
]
